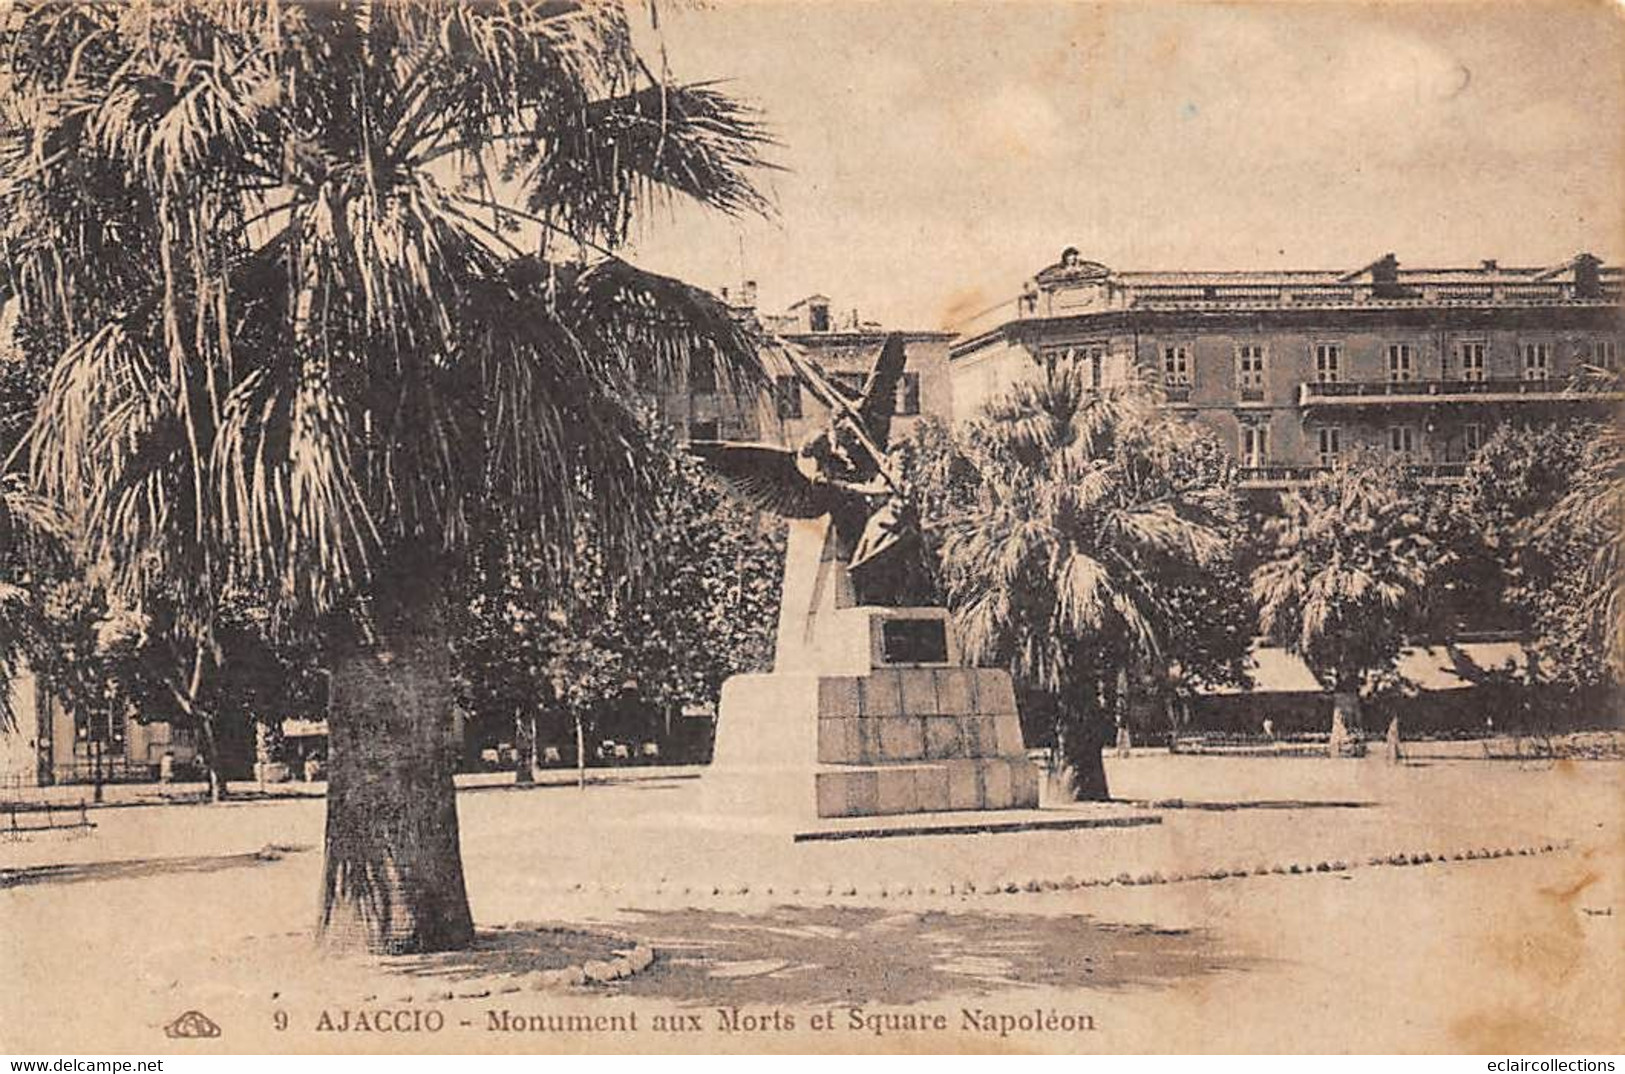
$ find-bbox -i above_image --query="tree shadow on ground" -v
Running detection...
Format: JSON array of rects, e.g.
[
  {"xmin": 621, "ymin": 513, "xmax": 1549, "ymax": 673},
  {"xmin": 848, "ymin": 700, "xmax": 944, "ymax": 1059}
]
[
  {"xmin": 0, "ymin": 844, "xmax": 314, "ymax": 889},
  {"xmin": 385, "ymin": 927, "xmax": 634, "ymax": 982},
  {"xmin": 605, "ymin": 904, "xmax": 1228, "ymax": 1006}
]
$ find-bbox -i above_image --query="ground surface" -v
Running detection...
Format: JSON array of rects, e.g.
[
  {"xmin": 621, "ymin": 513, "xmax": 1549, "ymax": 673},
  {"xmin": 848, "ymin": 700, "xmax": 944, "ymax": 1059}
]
[{"xmin": 2, "ymin": 754, "xmax": 1621, "ymax": 1054}]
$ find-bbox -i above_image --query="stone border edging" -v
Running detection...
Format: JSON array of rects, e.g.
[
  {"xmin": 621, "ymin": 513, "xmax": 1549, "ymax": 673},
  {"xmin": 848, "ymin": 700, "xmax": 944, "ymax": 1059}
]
[{"xmin": 527, "ymin": 839, "xmax": 1574, "ymax": 904}]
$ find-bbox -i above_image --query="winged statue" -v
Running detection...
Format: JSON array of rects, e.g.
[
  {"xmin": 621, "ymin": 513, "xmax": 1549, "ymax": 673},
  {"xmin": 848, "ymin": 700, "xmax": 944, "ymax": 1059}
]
[{"xmin": 689, "ymin": 333, "xmax": 931, "ymax": 606}]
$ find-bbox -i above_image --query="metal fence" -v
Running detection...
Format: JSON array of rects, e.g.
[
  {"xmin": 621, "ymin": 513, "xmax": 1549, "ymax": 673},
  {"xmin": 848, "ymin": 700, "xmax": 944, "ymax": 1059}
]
[{"xmin": 3, "ymin": 798, "xmax": 93, "ymax": 833}]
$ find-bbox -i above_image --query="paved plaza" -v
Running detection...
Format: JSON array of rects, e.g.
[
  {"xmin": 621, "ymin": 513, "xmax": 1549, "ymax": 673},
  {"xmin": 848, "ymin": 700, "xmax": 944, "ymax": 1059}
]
[{"xmin": 2, "ymin": 753, "xmax": 1621, "ymax": 1053}]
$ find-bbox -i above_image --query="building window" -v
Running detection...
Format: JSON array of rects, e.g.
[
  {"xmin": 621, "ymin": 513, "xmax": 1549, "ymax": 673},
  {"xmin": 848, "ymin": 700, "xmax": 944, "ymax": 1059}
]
[
  {"xmin": 1457, "ymin": 340, "xmax": 1487, "ymax": 382},
  {"xmin": 1588, "ymin": 338, "xmax": 1619, "ymax": 371},
  {"xmin": 1162, "ymin": 344, "xmax": 1191, "ymax": 386},
  {"xmin": 1317, "ymin": 427, "xmax": 1341, "ymax": 467},
  {"xmin": 1464, "ymin": 422, "xmax": 1482, "ymax": 457},
  {"xmin": 1239, "ymin": 423, "xmax": 1270, "ymax": 467},
  {"xmin": 74, "ymin": 708, "xmax": 126, "ymax": 756},
  {"xmin": 894, "ymin": 372, "xmax": 921, "ymax": 416},
  {"xmin": 1079, "ymin": 343, "xmax": 1108, "ymax": 388},
  {"xmin": 1388, "ymin": 424, "xmax": 1416, "ymax": 461},
  {"xmin": 1387, "ymin": 343, "xmax": 1415, "ymax": 383},
  {"xmin": 773, "ymin": 375, "xmax": 802, "ymax": 419},
  {"xmin": 1235, "ymin": 343, "xmax": 1267, "ymax": 392},
  {"xmin": 1043, "ymin": 343, "xmax": 1109, "ymax": 386},
  {"xmin": 1314, "ymin": 342, "xmax": 1342, "ymax": 384},
  {"xmin": 1521, "ymin": 342, "xmax": 1550, "ymax": 381},
  {"xmin": 808, "ymin": 302, "xmax": 831, "ymax": 333},
  {"xmin": 688, "ymin": 419, "xmax": 719, "ymax": 441}
]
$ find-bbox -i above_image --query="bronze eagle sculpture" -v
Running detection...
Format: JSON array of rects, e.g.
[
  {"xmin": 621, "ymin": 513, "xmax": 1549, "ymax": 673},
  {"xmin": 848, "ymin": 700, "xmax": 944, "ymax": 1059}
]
[{"xmin": 689, "ymin": 333, "xmax": 931, "ymax": 606}]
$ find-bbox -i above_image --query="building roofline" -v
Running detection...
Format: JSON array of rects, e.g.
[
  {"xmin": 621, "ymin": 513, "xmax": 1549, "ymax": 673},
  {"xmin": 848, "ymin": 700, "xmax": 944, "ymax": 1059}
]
[
  {"xmin": 781, "ymin": 329, "xmax": 957, "ymax": 344},
  {"xmin": 948, "ymin": 300, "xmax": 1624, "ymax": 360}
]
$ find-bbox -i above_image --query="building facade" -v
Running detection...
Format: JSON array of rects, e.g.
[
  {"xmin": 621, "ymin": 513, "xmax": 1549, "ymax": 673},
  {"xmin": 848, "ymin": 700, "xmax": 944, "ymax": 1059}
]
[
  {"xmin": 949, "ymin": 250, "xmax": 1623, "ymax": 490},
  {"xmin": 655, "ymin": 289, "xmax": 956, "ymax": 446},
  {"xmin": 2, "ymin": 663, "xmax": 198, "ymax": 788}
]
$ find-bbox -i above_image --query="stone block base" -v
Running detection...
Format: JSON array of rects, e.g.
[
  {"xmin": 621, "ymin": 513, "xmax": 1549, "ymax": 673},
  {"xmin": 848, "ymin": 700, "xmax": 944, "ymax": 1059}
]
[
  {"xmin": 814, "ymin": 757, "xmax": 1039, "ymax": 818},
  {"xmin": 705, "ymin": 664, "xmax": 1039, "ymax": 825}
]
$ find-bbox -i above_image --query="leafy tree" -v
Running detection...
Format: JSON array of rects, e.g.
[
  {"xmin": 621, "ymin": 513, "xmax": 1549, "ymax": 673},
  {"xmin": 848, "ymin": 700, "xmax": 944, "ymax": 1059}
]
[
  {"xmin": 1, "ymin": 2, "xmax": 771, "ymax": 953},
  {"xmin": 0, "ymin": 481, "xmax": 68, "ymax": 728},
  {"xmin": 1443, "ymin": 423, "xmax": 1594, "ymax": 631},
  {"xmin": 616, "ymin": 449, "xmax": 782, "ymax": 718},
  {"xmin": 1252, "ymin": 453, "xmax": 1435, "ymax": 755},
  {"xmin": 1441, "ymin": 420, "xmax": 1619, "ymax": 692},
  {"xmin": 455, "ymin": 442, "xmax": 782, "ymax": 773},
  {"xmin": 924, "ymin": 361, "xmax": 1237, "ymax": 800},
  {"xmin": 1532, "ymin": 423, "xmax": 1624, "ymax": 686},
  {"xmin": 1, "ymin": 308, "xmax": 51, "ymax": 727}
]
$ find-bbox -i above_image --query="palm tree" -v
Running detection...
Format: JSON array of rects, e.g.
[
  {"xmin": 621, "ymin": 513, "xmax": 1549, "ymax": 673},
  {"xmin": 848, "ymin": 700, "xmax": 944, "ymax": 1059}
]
[
  {"xmin": 1251, "ymin": 454, "xmax": 1434, "ymax": 756},
  {"xmin": 934, "ymin": 359, "xmax": 1233, "ymax": 800},
  {"xmin": 1, "ymin": 1, "xmax": 772, "ymax": 953}
]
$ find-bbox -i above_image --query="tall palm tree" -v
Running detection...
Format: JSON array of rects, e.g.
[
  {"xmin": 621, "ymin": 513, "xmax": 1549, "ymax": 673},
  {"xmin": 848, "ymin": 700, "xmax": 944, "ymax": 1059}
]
[
  {"xmin": 0, "ymin": 1, "xmax": 773, "ymax": 953},
  {"xmin": 935, "ymin": 360, "xmax": 1232, "ymax": 800},
  {"xmin": 1252, "ymin": 454, "xmax": 1434, "ymax": 756}
]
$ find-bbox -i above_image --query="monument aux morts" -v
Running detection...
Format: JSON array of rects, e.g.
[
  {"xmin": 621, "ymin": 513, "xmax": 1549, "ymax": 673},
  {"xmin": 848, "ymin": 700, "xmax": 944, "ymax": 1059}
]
[{"xmin": 692, "ymin": 333, "xmax": 1040, "ymax": 826}]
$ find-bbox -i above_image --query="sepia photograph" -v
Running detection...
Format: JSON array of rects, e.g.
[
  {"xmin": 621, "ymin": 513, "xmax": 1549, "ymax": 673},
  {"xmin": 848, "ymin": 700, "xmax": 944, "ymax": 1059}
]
[{"xmin": 0, "ymin": 0, "xmax": 1621, "ymax": 1059}]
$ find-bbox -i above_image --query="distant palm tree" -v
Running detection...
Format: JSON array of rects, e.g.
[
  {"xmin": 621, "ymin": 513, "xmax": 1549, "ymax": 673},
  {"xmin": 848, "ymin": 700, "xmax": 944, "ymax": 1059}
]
[
  {"xmin": 1, "ymin": 1, "xmax": 772, "ymax": 953},
  {"xmin": 1252, "ymin": 455, "xmax": 1434, "ymax": 755},
  {"xmin": 937, "ymin": 360, "xmax": 1231, "ymax": 800}
]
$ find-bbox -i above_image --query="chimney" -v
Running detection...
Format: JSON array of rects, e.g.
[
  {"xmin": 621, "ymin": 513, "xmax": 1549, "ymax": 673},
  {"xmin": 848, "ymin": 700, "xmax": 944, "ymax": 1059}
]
[
  {"xmin": 1372, "ymin": 253, "xmax": 1407, "ymax": 298},
  {"xmin": 741, "ymin": 280, "xmax": 758, "ymax": 307},
  {"xmin": 1480, "ymin": 259, "xmax": 1498, "ymax": 272},
  {"xmin": 720, "ymin": 285, "xmax": 730, "ymax": 303},
  {"xmin": 1575, "ymin": 253, "xmax": 1602, "ymax": 299}
]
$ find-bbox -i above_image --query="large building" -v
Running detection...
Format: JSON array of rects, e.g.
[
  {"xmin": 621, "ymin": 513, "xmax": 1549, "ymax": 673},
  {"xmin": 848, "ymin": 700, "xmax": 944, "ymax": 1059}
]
[
  {"xmin": 2, "ymin": 663, "xmax": 198, "ymax": 787},
  {"xmin": 949, "ymin": 250, "xmax": 1623, "ymax": 490},
  {"xmin": 654, "ymin": 286, "xmax": 955, "ymax": 447}
]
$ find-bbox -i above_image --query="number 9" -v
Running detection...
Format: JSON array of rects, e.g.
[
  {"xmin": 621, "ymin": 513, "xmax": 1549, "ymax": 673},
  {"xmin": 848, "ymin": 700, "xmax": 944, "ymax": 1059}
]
[{"xmin": 273, "ymin": 1010, "xmax": 289, "ymax": 1032}]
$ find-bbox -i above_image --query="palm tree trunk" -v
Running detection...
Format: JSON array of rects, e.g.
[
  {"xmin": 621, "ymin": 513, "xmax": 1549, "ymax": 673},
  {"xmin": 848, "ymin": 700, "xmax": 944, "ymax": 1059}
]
[
  {"xmin": 317, "ymin": 570, "xmax": 474, "ymax": 955},
  {"xmin": 1069, "ymin": 713, "xmax": 1113, "ymax": 800},
  {"xmin": 1046, "ymin": 695, "xmax": 1114, "ymax": 803},
  {"xmin": 1384, "ymin": 715, "xmax": 1403, "ymax": 764}
]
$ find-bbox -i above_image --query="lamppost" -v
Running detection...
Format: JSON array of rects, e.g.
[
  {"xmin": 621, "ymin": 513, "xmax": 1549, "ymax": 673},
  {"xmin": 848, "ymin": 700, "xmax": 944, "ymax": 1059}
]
[{"xmin": 91, "ymin": 697, "xmax": 109, "ymax": 804}]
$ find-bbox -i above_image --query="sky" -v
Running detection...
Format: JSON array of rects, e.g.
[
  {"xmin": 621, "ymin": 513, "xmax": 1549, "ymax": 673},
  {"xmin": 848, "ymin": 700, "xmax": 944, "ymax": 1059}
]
[{"xmin": 617, "ymin": 1, "xmax": 1625, "ymax": 331}]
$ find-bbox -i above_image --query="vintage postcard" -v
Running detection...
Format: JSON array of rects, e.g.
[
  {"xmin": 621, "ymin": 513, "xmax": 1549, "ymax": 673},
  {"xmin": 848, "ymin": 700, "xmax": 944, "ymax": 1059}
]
[{"xmin": 1, "ymin": 0, "xmax": 1622, "ymax": 1058}]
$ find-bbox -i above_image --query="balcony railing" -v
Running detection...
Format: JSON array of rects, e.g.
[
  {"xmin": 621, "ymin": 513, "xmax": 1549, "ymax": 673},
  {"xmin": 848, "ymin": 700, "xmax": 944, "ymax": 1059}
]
[
  {"xmin": 1300, "ymin": 377, "xmax": 1624, "ymax": 406},
  {"xmin": 1238, "ymin": 461, "xmax": 1469, "ymax": 488},
  {"xmin": 1410, "ymin": 462, "xmax": 1469, "ymax": 481},
  {"xmin": 1237, "ymin": 465, "xmax": 1325, "ymax": 487}
]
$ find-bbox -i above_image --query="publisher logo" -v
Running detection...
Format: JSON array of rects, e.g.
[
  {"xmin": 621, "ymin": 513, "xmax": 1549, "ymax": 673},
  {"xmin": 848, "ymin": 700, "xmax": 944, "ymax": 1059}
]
[{"xmin": 164, "ymin": 1010, "xmax": 222, "ymax": 1039}]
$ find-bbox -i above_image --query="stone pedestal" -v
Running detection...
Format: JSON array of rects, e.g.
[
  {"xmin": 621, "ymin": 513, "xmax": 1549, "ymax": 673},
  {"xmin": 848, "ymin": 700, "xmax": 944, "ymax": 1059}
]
[{"xmin": 704, "ymin": 518, "xmax": 1038, "ymax": 826}]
